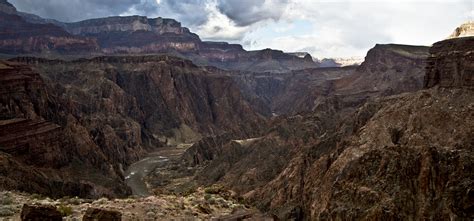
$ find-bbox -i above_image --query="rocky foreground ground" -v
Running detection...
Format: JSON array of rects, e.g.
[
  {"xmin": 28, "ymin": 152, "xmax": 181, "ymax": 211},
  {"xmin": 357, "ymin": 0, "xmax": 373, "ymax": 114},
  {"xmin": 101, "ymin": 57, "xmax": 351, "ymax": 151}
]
[{"xmin": 0, "ymin": 187, "xmax": 269, "ymax": 220}]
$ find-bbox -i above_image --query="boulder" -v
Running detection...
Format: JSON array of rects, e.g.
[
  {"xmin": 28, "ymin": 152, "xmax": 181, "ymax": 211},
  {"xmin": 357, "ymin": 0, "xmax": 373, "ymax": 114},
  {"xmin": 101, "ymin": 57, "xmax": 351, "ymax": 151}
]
[
  {"xmin": 20, "ymin": 204, "xmax": 62, "ymax": 221},
  {"xmin": 83, "ymin": 208, "xmax": 122, "ymax": 221}
]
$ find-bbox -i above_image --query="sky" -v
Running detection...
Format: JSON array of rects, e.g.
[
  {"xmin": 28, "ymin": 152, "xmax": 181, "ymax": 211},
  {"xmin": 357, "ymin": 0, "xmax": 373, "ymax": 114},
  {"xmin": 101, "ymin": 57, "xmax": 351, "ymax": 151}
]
[{"xmin": 9, "ymin": 0, "xmax": 474, "ymax": 58}]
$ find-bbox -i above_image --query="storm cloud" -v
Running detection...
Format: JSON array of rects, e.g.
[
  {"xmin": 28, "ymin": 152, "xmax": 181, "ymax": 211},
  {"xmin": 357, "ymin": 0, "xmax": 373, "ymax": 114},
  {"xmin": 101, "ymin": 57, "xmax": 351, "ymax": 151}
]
[
  {"xmin": 216, "ymin": 0, "xmax": 289, "ymax": 26},
  {"xmin": 10, "ymin": 0, "xmax": 156, "ymax": 22}
]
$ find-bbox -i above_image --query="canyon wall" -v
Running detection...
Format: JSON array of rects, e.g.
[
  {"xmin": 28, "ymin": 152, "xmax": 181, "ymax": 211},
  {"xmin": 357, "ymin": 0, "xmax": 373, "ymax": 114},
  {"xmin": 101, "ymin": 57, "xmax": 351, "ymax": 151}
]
[
  {"xmin": 230, "ymin": 44, "xmax": 429, "ymax": 116},
  {"xmin": 181, "ymin": 38, "xmax": 473, "ymax": 220},
  {"xmin": 0, "ymin": 0, "xmax": 318, "ymax": 73},
  {"xmin": 0, "ymin": 55, "xmax": 266, "ymax": 198},
  {"xmin": 425, "ymin": 36, "xmax": 474, "ymax": 88}
]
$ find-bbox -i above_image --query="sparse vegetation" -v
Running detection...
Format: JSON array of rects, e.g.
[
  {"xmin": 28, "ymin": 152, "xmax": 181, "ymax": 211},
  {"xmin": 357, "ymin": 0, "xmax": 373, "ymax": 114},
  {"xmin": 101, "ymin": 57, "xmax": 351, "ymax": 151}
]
[
  {"xmin": 0, "ymin": 205, "xmax": 15, "ymax": 217},
  {"xmin": 204, "ymin": 184, "xmax": 224, "ymax": 194},
  {"xmin": 31, "ymin": 193, "xmax": 47, "ymax": 200},
  {"xmin": 57, "ymin": 204, "xmax": 73, "ymax": 217},
  {"xmin": 0, "ymin": 192, "xmax": 13, "ymax": 205}
]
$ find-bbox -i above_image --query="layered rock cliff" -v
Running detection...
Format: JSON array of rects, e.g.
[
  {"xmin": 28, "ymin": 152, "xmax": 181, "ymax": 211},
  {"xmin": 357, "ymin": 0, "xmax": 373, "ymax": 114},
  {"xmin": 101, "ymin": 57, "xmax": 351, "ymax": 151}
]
[
  {"xmin": 425, "ymin": 36, "xmax": 474, "ymax": 88},
  {"xmin": 334, "ymin": 44, "xmax": 429, "ymax": 96},
  {"xmin": 0, "ymin": 1, "xmax": 98, "ymax": 55},
  {"xmin": 180, "ymin": 37, "xmax": 474, "ymax": 220},
  {"xmin": 0, "ymin": 61, "xmax": 130, "ymax": 198},
  {"xmin": 229, "ymin": 44, "xmax": 429, "ymax": 116},
  {"xmin": 0, "ymin": 55, "xmax": 266, "ymax": 198},
  {"xmin": 65, "ymin": 16, "xmax": 201, "ymax": 54},
  {"xmin": 0, "ymin": 0, "xmax": 317, "ymax": 72}
]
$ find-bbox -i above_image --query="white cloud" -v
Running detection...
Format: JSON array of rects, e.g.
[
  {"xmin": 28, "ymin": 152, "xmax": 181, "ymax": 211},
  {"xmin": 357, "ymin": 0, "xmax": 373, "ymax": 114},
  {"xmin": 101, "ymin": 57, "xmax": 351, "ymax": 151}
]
[
  {"xmin": 194, "ymin": 1, "xmax": 250, "ymax": 41},
  {"xmin": 238, "ymin": 0, "xmax": 471, "ymax": 57}
]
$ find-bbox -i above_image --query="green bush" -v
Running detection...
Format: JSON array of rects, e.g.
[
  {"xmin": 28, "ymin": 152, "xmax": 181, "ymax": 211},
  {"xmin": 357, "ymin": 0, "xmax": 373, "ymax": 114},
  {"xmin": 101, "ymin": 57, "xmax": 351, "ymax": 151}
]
[
  {"xmin": 204, "ymin": 185, "xmax": 223, "ymax": 194},
  {"xmin": 57, "ymin": 204, "xmax": 73, "ymax": 217},
  {"xmin": 0, "ymin": 205, "xmax": 15, "ymax": 217},
  {"xmin": 0, "ymin": 192, "xmax": 13, "ymax": 205}
]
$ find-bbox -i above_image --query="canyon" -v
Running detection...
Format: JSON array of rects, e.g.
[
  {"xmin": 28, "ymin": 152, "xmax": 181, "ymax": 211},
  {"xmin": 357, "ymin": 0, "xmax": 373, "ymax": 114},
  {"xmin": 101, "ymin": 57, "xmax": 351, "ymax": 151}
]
[
  {"xmin": 0, "ymin": 0, "xmax": 473, "ymax": 220},
  {"xmin": 0, "ymin": 0, "xmax": 317, "ymax": 73},
  {"xmin": 177, "ymin": 36, "xmax": 473, "ymax": 220},
  {"xmin": 0, "ymin": 55, "xmax": 267, "ymax": 199}
]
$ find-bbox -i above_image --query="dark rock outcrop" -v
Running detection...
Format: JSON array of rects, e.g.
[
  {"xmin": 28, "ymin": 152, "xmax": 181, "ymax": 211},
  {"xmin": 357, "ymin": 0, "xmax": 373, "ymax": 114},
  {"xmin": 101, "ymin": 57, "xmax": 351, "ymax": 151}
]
[
  {"xmin": 0, "ymin": 61, "xmax": 131, "ymax": 198},
  {"xmin": 65, "ymin": 16, "xmax": 200, "ymax": 54},
  {"xmin": 11, "ymin": 55, "xmax": 266, "ymax": 143},
  {"xmin": 181, "ymin": 38, "xmax": 474, "ymax": 220},
  {"xmin": 20, "ymin": 204, "xmax": 62, "ymax": 221},
  {"xmin": 334, "ymin": 44, "xmax": 429, "ymax": 96},
  {"xmin": 424, "ymin": 37, "xmax": 474, "ymax": 88},
  {"xmin": 230, "ymin": 44, "xmax": 429, "ymax": 116},
  {"xmin": 83, "ymin": 208, "xmax": 122, "ymax": 221},
  {"xmin": 0, "ymin": 55, "xmax": 266, "ymax": 198}
]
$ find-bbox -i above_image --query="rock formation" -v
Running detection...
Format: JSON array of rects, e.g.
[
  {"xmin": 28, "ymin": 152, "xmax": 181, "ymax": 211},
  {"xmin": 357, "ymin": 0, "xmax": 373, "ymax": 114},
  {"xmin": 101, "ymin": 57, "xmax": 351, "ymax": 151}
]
[
  {"xmin": 0, "ymin": 0, "xmax": 317, "ymax": 73},
  {"xmin": 230, "ymin": 44, "xmax": 429, "ymax": 116},
  {"xmin": 1, "ymin": 0, "xmax": 472, "ymax": 219},
  {"xmin": 0, "ymin": 61, "xmax": 131, "ymax": 198},
  {"xmin": 83, "ymin": 208, "xmax": 122, "ymax": 221},
  {"xmin": 425, "ymin": 36, "xmax": 474, "ymax": 88},
  {"xmin": 448, "ymin": 21, "xmax": 474, "ymax": 38},
  {"xmin": 0, "ymin": 55, "xmax": 266, "ymax": 198},
  {"xmin": 180, "ymin": 37, "xmax": 474, "ymax": 220},
  {"xmin": 334, "ymin": 44, "xmax": 429, "ymax": 96},
  {"xmin": 20, "ymin": 204, "xmax": 63, "ymax": 221},
  {"xmin": 0, "ymin": 1, "xmax": 98, "ymax": 55},
  {"xmin": 318, "ymin": 57, "xmax": 364, "ymax": 68}
]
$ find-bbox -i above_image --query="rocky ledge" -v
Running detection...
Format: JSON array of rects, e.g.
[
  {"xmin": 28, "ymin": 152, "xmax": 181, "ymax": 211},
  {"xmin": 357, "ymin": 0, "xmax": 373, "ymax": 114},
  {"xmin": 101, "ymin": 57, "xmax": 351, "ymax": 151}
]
[{"xmin": 425, "ymin": 36, "xmax": 474, "ymax": 88}]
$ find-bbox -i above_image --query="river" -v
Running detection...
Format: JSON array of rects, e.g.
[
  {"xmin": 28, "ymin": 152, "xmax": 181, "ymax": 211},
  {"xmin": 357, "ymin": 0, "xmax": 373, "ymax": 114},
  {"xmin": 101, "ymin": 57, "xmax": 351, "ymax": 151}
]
[{"xmin": 124, "ymin": 145, "xmax": 191, "ymax": 196}]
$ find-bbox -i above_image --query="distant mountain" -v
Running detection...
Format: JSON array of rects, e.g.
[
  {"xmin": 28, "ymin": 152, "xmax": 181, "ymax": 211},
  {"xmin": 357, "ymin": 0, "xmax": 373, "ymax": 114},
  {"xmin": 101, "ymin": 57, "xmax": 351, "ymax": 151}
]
[
  {"xmin": 229, "ymin": 44, "xmax": 429, "ymax": 116},
  {"xmin": 0, "ymin": 0, "xmax": 317, "ymax": 72},
  {"xmin": 317, "ymin": 57, "xmax": 364, "ymax": 67},
  {"xmin": 448, "ymin": 21, "xmax": 474, "ymax": 38}
]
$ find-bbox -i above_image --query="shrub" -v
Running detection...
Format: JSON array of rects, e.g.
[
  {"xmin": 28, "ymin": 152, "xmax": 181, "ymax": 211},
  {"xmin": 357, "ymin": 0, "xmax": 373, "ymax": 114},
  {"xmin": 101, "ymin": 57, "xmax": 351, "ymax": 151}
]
[
  {"xmin": 204, "ymin": 185, "xmax": 223, "ymax": 194},
  {"xmin": 57, "ymin": 204, "xmax": 73, "ymax": 217},
  {"xmin": 0, "ymin": 192, "xmax": 13, "ymax": 205},
  {"xmin": 0, "ymin": 205, "xmax": 15, "ymax": 217}
]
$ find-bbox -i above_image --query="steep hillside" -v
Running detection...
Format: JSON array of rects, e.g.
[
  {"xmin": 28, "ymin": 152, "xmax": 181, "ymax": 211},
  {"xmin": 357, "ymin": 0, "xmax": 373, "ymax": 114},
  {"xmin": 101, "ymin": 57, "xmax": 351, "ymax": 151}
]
[
  {"xmin": 333, "ymin": 44, "xmax": 429, "ymax": 96},
  {"xmin": 425, "ymin": 36, "xmax": 474, "ymax": 88},
  {"xmin": 233, "ymin": 67, "xmax": 356, "ymax": 115},
  {"xmin": 0, "ymin": 55, "xmax": 266, "ymax": 198},
  {"xmin": 230, "ymin": 44, "xmax": 429, "ymax": 116},
  {"xmin": 0, "ymin": 61, "xmax": 130, "ymax": 198},
  {"xmin": 179, "ymin": 37, "xmax": 473, "ymax": 220}
]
